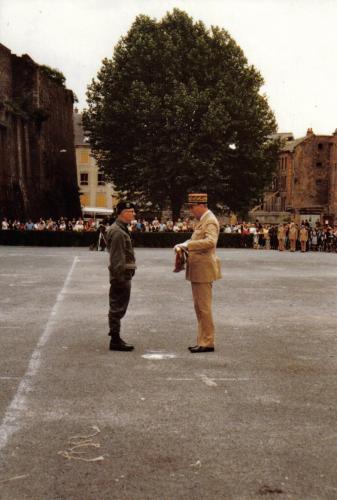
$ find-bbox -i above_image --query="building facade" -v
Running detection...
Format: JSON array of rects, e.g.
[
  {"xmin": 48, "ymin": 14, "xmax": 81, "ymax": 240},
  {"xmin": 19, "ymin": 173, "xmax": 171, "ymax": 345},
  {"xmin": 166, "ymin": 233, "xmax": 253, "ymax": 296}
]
[
  {"xmin": 0, "ymin": 44, "xmax": 80, "ymax": 220},
  {"xmin": 73, "ymin": 111, "xmax": 116, "ymax": 216},
  {"xmin": 253, "ymin": 129, "xmax": 337, "ymax": 224}
]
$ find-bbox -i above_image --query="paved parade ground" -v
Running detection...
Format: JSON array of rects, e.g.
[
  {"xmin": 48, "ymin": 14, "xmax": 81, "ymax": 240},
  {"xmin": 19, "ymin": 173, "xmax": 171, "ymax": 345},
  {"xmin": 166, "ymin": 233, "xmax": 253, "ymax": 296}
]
[{"xmin": 1, "ymin": 246, "xmax": 337, "ymax": 499}]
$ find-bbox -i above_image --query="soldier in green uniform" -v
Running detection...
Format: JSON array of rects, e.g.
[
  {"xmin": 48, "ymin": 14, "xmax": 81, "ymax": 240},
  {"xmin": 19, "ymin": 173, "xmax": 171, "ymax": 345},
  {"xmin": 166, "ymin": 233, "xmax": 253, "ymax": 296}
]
[{"xmin": 106, "ymin": 201, "xmax": 137, "ymax": 351}]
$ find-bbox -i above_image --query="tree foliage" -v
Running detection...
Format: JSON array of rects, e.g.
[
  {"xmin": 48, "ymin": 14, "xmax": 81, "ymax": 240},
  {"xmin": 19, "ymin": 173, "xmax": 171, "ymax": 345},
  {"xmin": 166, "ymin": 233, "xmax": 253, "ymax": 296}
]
[
  {"xmin": 83, "ymin": 9, "xmax": 279, "ymax": 219},
  {"xmin": 40, "ymin": 65, "xmax": 66, "ymax": 87}
]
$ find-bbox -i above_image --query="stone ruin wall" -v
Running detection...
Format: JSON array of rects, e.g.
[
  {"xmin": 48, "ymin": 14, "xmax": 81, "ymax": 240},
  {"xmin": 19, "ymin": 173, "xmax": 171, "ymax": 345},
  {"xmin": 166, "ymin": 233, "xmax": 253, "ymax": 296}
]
[
  {"xmin": 0, "ymin": 43, "xmax": 81, "ymax": 220},
  {"xmin": 291, "ymin": 136, "xmax": 337, "ymax": 217}
]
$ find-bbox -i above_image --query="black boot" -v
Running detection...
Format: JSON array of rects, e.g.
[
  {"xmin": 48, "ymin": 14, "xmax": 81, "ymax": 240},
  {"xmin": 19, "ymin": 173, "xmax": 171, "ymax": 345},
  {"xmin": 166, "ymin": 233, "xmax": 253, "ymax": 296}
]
[{"xmin": 109, "ymin": 330, "xmax": 134, "ymax": 351}]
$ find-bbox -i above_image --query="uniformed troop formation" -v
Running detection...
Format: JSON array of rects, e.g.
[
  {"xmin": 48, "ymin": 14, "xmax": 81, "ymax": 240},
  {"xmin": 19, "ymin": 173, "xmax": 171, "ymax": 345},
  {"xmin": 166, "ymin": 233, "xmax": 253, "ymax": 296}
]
[
  {"xmin": 248, "ymin": 222, "xmax": 337, "ymax": 252},
  {"xmin": 106, "ymin": 194, "xmax": 222, "ymax": 353}
]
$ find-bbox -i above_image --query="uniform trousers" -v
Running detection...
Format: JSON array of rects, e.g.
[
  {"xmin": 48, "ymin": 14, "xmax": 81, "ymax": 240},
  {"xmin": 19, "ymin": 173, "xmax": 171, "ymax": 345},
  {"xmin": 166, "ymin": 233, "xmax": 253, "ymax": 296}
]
[
  {"xmin": 191, "ymin": 282, "xmax": 214, "ymax": 347},
  {"xmin": 278, "ymin": 238, "xmax": 285, "ymax": 251},
  {"xmin": 290, "ymin": 239, "xmax": 297, "ymax": 251},
  {"xmin": 109, "ymin": 279, "xmax": 131, "ymax": 335}
]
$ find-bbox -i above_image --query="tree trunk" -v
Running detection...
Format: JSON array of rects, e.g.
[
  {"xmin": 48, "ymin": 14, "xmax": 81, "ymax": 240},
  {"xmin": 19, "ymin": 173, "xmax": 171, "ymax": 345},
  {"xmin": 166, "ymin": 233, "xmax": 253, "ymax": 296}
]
[{"xmin": 170, "ymin": 196, "xmax": 183, "ymax": 222}]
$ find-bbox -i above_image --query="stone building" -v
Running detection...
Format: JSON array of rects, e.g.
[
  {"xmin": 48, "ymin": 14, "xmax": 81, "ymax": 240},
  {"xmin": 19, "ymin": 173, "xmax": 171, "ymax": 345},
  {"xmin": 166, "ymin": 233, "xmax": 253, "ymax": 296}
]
[
  {"xmin": 74, "ymin": 110, "xmax": 116, "ymax": 217},
  {"xmin": 252, "ymin": 129, "xmax": 337, "ymax": 225},
  {"xmin": 0, "ymin": 44, "xmax": 80, "ymax": 220}
]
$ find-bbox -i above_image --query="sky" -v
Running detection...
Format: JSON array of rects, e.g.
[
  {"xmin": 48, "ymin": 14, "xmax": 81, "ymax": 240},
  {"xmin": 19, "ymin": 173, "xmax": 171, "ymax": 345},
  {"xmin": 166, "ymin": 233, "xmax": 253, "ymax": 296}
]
[{"xmin": 1, "ymin": 0, "xmax": 337, "ymax": 138}]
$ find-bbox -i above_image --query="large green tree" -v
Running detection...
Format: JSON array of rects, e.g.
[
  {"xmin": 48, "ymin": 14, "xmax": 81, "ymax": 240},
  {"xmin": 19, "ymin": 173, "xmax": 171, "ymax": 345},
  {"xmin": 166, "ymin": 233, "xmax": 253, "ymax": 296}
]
[{"xmin": 84, "ymin": 9, "xmax": 279, "ymax": 219}]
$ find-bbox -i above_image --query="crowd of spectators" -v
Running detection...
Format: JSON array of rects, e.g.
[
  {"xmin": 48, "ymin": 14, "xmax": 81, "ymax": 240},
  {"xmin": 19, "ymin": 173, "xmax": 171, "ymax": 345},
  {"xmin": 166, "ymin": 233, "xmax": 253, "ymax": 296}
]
[
  {"xmin": 1, "ymin": 217, "xmax": 95, "ymax": 232},
  {"xmin": 0, "ymin": 216, "xmax": 196, "ymax": 233},
  {"xmin": 2, "ymin": 216, "xmax": 337, "ymax": 252}
]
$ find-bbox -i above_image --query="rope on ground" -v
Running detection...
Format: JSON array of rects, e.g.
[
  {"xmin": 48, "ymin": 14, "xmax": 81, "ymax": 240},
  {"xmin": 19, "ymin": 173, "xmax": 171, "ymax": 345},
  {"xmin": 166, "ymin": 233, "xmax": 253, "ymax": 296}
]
[{"xmin": 58, "ymin": 425, "xmax": 104, "ymax": 462}]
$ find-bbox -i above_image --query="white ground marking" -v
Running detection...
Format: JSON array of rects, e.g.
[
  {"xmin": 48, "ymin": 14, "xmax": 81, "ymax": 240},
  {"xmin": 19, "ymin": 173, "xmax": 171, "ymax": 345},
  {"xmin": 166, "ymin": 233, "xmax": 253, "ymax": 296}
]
[
  {"xmin": 167, "ymin": 378, "xmax": 194, "ymax": 381},
  {"xmin": 0, "ymin": 256, "xmax": 79, "ymax": 458},
  {"xmin": 0, "ymin": 274, "xmax": 30, "ymax": 277},
  {"xmin": 142, "ymin": 352, "xmax": 177, "ymax": 360},
  {"xmin": 199, "ymin": 374, "xmax": 218, "ymax": 387}
]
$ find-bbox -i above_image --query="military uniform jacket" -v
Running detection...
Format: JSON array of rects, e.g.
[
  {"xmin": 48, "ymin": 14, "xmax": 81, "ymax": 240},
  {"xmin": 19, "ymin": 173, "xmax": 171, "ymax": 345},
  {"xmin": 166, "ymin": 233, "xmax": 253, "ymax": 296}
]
[
  {"xmin": 106, "ymin": 220, "xmax": 136, "ymax": 281},
  {"xmin": 277, "ymin": 226, "xmax": 286, "ymax": 240},
  {"xmin": 186, "ymin": 210, "xmax": 222, "ymax": 283},
  {"xmin": 299, "ymin": 227, "xmax": 309, "ymax": 242},
  {"xmin": 289, "ymin": 226, "xmax": 298, "ymax": 240}
]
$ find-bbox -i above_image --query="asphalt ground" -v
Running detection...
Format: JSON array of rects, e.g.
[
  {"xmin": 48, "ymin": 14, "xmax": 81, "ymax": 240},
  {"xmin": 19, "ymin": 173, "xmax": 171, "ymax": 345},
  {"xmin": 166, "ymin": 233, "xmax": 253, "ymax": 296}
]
[{"xmin": 0, "ymin": 246, "xmax": 337, "ymax": 500}]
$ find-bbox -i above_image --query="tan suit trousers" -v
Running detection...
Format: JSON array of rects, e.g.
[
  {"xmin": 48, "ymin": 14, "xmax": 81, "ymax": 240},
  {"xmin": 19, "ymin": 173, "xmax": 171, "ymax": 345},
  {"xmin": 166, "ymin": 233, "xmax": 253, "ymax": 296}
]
[
  {"xmin": 290, "ymin": 239, "xmax": 297, "ymax": 251},
  {"xmin": 191, "ymin": 282, "xmax": 214, "ymax": 347}
]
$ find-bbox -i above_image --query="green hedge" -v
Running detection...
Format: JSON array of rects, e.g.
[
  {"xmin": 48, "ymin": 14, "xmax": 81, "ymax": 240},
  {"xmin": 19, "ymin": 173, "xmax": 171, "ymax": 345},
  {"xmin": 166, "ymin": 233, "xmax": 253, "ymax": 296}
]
[
  {"xmin": 132, "ymin": 232, "xmax": 253, "ymax": 248},
  {"xmin": 0, "ymin": 230, "xmax": 253, "ymax": 248},
  {"xmin": 0, "ymin": 230, "xmax": 97, "ymax": 247}
]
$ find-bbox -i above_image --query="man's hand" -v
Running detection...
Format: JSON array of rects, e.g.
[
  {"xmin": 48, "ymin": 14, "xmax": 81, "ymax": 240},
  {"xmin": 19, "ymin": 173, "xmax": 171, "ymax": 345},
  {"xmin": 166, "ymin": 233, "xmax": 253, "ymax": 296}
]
[{"xmin": 174, "ymin": 241, "xmax": 189, "ymax": 253}]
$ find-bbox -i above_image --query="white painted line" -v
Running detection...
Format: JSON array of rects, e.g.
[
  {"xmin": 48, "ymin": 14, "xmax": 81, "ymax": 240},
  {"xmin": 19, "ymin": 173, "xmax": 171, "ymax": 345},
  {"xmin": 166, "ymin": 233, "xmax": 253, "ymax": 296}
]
[
  {"xmin": 215, "ymin": 378, "xmax": 250, "ymax": 382},
  {"xmin": 166, "ymin": 376, "xmax": 251, "ymax": 384},
  {"xmin": 142, "ymin": 353, "xmax": 176, "ymax": 360},
  {"xmin": 0, "ymin": 274, "xmax": 29, "ymax": 277},
  {"xmin": 0, "ymin": 256, "xmax": 79, "ymax": 458},
  {"xmin": 9, "ymin": 284, "xmax": 38, "ymax": 287},
  {"xmin": 167, "ymin": 377, "xmax": 194, "ymax": 381}
]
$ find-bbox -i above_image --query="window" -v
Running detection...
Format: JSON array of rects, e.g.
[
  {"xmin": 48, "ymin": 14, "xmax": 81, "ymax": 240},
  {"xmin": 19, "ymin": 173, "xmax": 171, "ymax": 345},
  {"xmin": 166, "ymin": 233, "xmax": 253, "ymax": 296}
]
[
  {"xmin": 80, "ymin": 193, "xmax": 90, "ymax": 206},
  {"xmin": 80, "ymin": 149, "xmax": 89, "ymax": 164},
  {"xmin": 96, "ymin": 193, "xmax": 106, "ymax": 207},
  {"xmin": 316, "ymin": 162, "xmax": 322, "ymax": 167},
  {"xmin": 97, "ymin": 173, "xmax": 105, "ymax": 185},
  {"xmin": 80, "ymin": 173, "xmax": 89, "ymax": 185},
  {"xmin": 318, "ymin": 143, "xmax": 323, "ymax": 150}
]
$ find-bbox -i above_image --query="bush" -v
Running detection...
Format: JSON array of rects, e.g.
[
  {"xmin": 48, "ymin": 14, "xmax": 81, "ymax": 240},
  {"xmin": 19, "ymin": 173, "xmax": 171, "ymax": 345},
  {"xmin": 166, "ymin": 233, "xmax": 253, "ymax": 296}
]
[
  {"xmin": 0, "ymin": 230, "xmax": 97, "ymax": 247},
  {"xmin": 0, "ymin": 230, "xmax": 253, "ymax": 248},
  {"xmin": 132, "ymin": 232, "xmax": 253, "ymax": 248}
]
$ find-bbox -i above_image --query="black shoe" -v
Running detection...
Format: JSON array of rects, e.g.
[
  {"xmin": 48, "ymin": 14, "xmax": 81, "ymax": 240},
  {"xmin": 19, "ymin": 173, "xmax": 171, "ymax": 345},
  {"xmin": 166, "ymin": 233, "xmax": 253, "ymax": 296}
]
[
  {"xmin": 188, "ymin": 345, "xmax": 198, "ymax": 351},
  {"xmin": 109, "ymin": 340, "xmax": 134, "ymax": 351},
  {"xmin": 189, "ymin": 346, "xmax": 214, "ymax": 353}
]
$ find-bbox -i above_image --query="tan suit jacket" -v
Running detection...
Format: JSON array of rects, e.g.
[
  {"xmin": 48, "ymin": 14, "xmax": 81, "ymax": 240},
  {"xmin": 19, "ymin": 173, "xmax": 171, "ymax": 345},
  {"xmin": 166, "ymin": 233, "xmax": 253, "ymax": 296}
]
[
  {"xmin": 186, "ymin": 210, "xmax": 222, "ymax": 283},
  {"xmin": 289, "ymin": 226, "xmax": 298, "ymax": 240},
  {"xmin": 299, "ymin": 228, "xmax": 308, "ymax": 242},
  {"xmin": 277, "ymin": 226, "xmax": 286, "ymax": 240}
]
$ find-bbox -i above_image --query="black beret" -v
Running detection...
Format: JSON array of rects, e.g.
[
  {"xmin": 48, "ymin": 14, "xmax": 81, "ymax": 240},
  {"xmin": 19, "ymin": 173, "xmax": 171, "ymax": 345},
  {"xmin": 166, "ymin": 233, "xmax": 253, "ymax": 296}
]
[{"xmin": 116, "ymin": 201, "xmax": 136, "ymax": 215}]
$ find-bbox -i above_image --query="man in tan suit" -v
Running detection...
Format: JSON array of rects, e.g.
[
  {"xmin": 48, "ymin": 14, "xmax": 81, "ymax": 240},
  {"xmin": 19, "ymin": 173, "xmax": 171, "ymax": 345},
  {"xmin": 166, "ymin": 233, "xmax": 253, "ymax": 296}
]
[
  {"xmin": 288, "ymin": 222, "xmax": 298, "ymax": 252},
  {"xmin": 277, "ymin": 224, "xmax": 286, "ymax": 251},
  {"xmin": 175, "ymin": 193, "xmax": 221, "ymax": 353},
  {"xmin": 299, "ymin": 225, "xmax": 309, "ymax": 252}
]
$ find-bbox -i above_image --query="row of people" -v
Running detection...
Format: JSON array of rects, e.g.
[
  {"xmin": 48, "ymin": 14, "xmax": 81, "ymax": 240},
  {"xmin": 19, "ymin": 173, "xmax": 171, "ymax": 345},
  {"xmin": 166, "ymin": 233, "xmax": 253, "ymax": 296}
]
[
  {"xmin": 1, "ymin": 217, "xmax": 95, "ymax": 232},
  {"xmin": 248, "ymin": 222, "xmax": 337, "ymax": 252},
  {"xmin": 1, "ymin": 216, "xmax": 196, "ymax": 233},
  {"xmin": 2, "ymin": 216, "xmax": 337, "ymax": 252}
]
